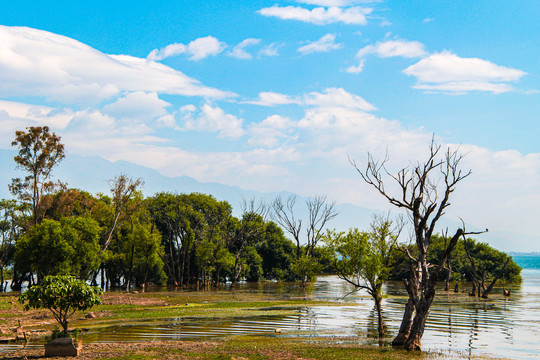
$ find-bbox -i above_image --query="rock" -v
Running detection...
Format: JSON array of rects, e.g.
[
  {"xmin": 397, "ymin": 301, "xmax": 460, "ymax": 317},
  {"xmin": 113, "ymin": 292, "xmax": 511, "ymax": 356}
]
[
  {"xmin": 274, "ymin": 328, "xmax": 281, "ymax": 333},
  {"xmin": 45, "ymin": 337, "xmax": 82, "ymax": 357},
  {"xmin": 85, "ymin": 312, "xmax": 97, "ymax": 319}
]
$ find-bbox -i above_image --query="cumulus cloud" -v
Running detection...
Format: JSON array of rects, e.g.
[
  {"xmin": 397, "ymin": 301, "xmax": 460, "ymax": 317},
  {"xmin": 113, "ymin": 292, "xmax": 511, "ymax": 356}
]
[
  {"xmin": 258, "ymin": 43, "xmax": 282, "ymax": 57},
  {"xmin": 297, "ymin": 0, "xmax": 379, "ymax": 5},
  {"xmin": 102, "ymin": 91, "xmax": 171, "ymax": 122},
  {"xmin": 298, "ymin": 33, "xmax": 342, "ymax": 54},
  {"xmin": 148, "ymin": 36, "xmax": 226, "ymax": 61},
  {"xmin": 0, "ymin": 26, "xmax": 233, "ymax": 104},
  {"xmin": 248, "ymin": 115, "xmax": 297, "ymax": 147},
  {"xmin": 303, "ymin": 87, "xmax": 376, "ymax": 111},
  {"xmin": 346, "ymin": 60, "xmax": 365, "ymax": 73},
  {"xmin": 356, "ymin": 39, "xmax": 427, "ymax": 58},
  {"xmin": 182, "ymin": 104, "xmax": 245, "ymax": 138},
  {"xmin": 228, "ymin": 38, "xmax": 261, "ymax": 59},
  {"xmin": 245, "ymin": 92, "xmax": 300, "ymax": 106},
  {"xmin": 258, "ymin": 5, "xmax": 372, "ymax": 25},
  {"xmin": 246, "ymin": 88, "xmax": 375, "ymax": 111},
  {"xmin": 403, "ymin": 51, "xmax": 526, "ymax": 93}
]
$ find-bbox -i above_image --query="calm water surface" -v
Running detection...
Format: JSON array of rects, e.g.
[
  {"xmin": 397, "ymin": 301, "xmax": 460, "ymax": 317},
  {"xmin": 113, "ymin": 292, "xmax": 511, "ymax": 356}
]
[{"xmin": 4, "ymin": 259, "xmax": 540, "ymax": 359}]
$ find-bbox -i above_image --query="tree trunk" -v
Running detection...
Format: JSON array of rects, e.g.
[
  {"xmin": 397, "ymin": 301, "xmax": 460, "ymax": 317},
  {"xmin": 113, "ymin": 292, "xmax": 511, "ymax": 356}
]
[
  {"xmin": 403, "ymin": 288, "xmax": 436, "ymax": 351},
  {"xmin": 373, "ymin": 293, "xmax": 386, "ymax": 337},
  {"xmin": 392, "ymin": 297, "xmax": 415, "ymax": 346},
  {"xmin": 481, "ymin": 257, "xmax": 510, "ymax": 299}
]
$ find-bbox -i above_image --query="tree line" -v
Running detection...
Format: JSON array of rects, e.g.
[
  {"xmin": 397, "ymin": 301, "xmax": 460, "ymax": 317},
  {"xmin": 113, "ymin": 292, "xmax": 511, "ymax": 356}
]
[{"xmin": 0, "ymin": 126, "xmax": 522, "ymax": 351}]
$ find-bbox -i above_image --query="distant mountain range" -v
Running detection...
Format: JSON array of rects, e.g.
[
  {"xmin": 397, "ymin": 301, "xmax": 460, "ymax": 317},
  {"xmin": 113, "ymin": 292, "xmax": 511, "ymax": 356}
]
[
  {"xmin": 0, "ymin": 148, "xmax": 525, "ymax": 250},
  {"xmin": 0, "ymin": 149, "xmax": 375, "ymax": 232}
]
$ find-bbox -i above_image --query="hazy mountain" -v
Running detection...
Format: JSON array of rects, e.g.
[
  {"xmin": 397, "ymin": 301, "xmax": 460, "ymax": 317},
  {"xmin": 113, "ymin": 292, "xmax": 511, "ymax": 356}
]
[
  {"xmin": 0, "ymin": 149, "xmax": 374, "ymax": 231},
  {"xmin": 0, "ymin": 149, "xmax": 523, "ymax": 250}
]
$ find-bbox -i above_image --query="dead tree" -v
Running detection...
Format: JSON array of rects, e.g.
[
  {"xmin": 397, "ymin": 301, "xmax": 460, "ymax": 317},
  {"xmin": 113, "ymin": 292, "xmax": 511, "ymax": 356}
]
[
  {"xmin": 272, "ymin": 195, "xmax": 337, "ymax": 286},
  {"xmin": 351, "ymin": 138, "xmax": 485, "ymax": 350}
]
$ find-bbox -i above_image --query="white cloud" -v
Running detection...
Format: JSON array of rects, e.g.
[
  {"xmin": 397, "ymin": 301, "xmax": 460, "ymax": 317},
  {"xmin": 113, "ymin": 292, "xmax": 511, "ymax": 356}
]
[
  {"xmin": 298, "ymin": 33, "xmax": 342, "ymax": 54},
  {"xmin": 297, "ymin": 0, "xmax": 379, "ymax": 5},
  {"xmin": 258, "ymin": 5, "xmax": 372, "ymax": 25},
  {"xmin": 258, "ymin": 43, "xmax": 282, "ymax": 57},
  {"xmin": 182, "ymin": 104, "xmax": 245, "ymax": 138},
  {"xmin": 148, "ymin": 36, "xmax": 226, "ymax": 61},
  {"xmin": 303, "ymin": 88, "xmax": 376, "ymax": 111},
  {"xmin": 186, "ymin": 36, "xmax": 227, "ymax": 61},
  {"xmin": 228, "ymin": 38, "xmax": 261, "ymax": 59},
  {"xmin": 245, "ymin": 92, "xmax": 300, "ymax": 106},
  {"xmin": 403, "ymin": 51, "xmax": 526, "ymax": 94},
  {"xmin": 147, "ymin": 43, "xmax": 187, "ymax": 61},
  {"xmin": 246, "ymin": 88, "xmax": 375, "ymax": 111},
  {"xmin": 346, "ymin": 59, "xmax": 365, "ymax": 73},
  {"xmin": 356, "ymin": 39, "xmax": 427, "ymax": 58},
  {"xmin": 102, "ymin": 91, "xmax": 171, "ymax": 122},
  {"xmin": 248, "ymin": 115, "xmax": 296, "ymax": 147},
  {"xmin": 0, "ymin": 26, "xmax": 234, "ymax": 104}
]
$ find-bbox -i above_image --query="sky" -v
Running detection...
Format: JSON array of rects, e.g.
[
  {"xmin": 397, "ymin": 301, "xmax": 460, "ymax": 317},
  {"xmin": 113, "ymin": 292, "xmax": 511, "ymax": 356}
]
[{"xmin": 0, "ymin": 0, "xmax": 538, "ymax": 251}]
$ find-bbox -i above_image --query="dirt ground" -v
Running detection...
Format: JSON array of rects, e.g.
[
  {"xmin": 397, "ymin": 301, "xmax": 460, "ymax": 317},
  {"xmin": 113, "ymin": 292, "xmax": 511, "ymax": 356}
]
[{"xmin": 0, "ymin": 340, "xmax": 311, "ymax": 360}]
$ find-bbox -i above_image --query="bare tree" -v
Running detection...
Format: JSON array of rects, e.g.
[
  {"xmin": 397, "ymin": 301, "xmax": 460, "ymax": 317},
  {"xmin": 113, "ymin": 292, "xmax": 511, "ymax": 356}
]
[
  {"xmin": 272, "ymin": 195, "xmax": 337, "ymax": 286},
  {"xmin": 351, "ymin": 138, "xmax": 485, "ymax": 350},
  {"xmin": 230, "ymin": 198, "xmax": 269, "ymax": 287}
]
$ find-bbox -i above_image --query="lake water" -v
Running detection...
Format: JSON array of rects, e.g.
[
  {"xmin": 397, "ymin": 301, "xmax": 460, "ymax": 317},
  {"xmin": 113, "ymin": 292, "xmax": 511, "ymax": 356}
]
[{"xmin": 3, "ymin": 255, "xmax": 540, "ymax": 359}]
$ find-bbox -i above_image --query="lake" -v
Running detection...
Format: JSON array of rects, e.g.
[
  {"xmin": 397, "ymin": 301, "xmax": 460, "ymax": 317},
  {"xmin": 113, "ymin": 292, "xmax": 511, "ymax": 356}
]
[{"xmin": 3, "ymin": 255, "xmax": 539, "ymax": 359}]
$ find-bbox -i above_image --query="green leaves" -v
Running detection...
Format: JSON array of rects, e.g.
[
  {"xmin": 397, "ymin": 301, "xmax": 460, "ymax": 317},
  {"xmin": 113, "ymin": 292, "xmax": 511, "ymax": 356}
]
[{"xmin": 19, "ymin": 275, "xmax": 102, "ymax": 336}]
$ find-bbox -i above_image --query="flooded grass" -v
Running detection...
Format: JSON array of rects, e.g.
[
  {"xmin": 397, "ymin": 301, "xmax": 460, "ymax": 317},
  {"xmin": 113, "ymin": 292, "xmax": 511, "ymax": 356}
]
[{"xmin": 0, "ymin": 273, "xmax": 537, "ymax": 359}]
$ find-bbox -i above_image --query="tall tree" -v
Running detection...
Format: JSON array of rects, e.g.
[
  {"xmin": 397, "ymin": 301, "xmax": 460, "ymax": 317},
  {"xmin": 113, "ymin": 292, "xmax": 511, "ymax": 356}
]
[
  {"xmin": 0, "ymin": 200, "xmax": 21, "ymax": 291},
  {"xmin": 272, "ymin": 195, "xmax": 337, "ymax": 286},
  {"xmin": 10, "ymin": 126, "xmax": 65, "ymax": 225},
  {"xmin": 230, "ymin": 199, "xmax": 269, "ymax": 287},
  {"xmin": 351, "ymin": 139, "xmax": 485, "ymax": 350}
]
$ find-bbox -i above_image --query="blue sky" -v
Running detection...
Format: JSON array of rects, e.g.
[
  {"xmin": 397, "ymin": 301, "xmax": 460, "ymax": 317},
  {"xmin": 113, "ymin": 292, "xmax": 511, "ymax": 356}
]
[{"xmin": 0, "ymin": 1, "xmax": 538, "ymax": 250}]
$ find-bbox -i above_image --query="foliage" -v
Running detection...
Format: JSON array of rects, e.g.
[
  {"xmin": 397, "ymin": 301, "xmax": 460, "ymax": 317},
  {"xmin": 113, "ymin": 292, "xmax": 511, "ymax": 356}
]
[
  {"xmin": 19, "ymin": 275, "xmax": 102, "ymax": 337},
  {"xmin": 324, "ymin": 219, "xmax": 399, "ymax": 337},
  {"xmin": 14, "ymin": 217, "xmax": 100, "ymax": 281},
  {"xmin": 9, "ymin": 126, "xmax": 65, "ymax": 225}
]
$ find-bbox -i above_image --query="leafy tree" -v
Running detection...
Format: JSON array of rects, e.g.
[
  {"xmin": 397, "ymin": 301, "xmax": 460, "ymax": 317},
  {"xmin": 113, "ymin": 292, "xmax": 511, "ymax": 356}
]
[
  {"xmin": 19, "ymin": 275, "xmax": 102, "ymax": 337},
  {"xmin": 229, "ymin": 202, "xmax": 268, "ymax": 287},
  {"xmin": 14, "ymin": 217, "xmax": 100, "ymax": 282},
  {"xmin": 43, "ymin": 188, "xmax": 99, "ymax": 221},
  {"xmin": 10, "ymin": 126, "xmax": 65, "ymax": 226},
  {"xmin": 256, "ymin": 222, "xmax": 296, "ymax": 281},
  {"xmin": 325, "ymin": 217, "xmax": 401, "ymax": 337},
  {"xmin": 0, "ymin": 199, "xmax": 22, "ymax": 290},
  {"xmin": 462, "ymin": 238, "xmax": 521, "ymax": 297}
]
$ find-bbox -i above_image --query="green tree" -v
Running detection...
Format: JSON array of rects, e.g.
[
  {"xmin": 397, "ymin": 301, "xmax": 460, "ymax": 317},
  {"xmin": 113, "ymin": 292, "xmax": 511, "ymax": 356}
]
[
  {"xmin": 325, "ymin": 217, "xmax": 400, "ymax": 337},
  {"xmin": 0, "ymin": 199, "xmax": 22, "ymax": 290},
  {"xmin": 462, "ymin": 238, "xmax": 521, "ymax": 297},
  {"xmin": 10, "ymin": 126, "xmax": 65, "ymax": 226},
  {"xmin": 19, "ymin": 275, "xmax": 102, "ymax": 337},
  {"xmin": 14, "ymin": 217, "xmax": 100, "ymax": 282},
  {"xmin": 256, "ymin": 222, "xmax": 296, "ymax": 281}
]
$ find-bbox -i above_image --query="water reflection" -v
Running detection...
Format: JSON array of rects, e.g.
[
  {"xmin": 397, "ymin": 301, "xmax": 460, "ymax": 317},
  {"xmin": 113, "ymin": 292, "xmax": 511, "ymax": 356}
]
[{"xmin": 4, "ymin": 271, "xmax": 540, "ymax": 359}]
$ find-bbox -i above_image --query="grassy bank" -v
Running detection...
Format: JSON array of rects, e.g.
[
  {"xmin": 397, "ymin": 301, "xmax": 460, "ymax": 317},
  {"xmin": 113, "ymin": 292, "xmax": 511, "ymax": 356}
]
[{"xmin": 0, "ymin": 290, "xmax": 502, "ymax": 359}]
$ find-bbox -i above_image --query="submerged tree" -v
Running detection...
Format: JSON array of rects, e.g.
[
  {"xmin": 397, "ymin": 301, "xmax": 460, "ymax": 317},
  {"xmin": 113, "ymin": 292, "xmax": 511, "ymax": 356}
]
[
  {"xmin": 351, "ymin": 139, "xmax": 485, "ymax": 350},
  {"xmin": 325, "ymin": 216, "xmax": 402, "ymax": 337},
  {"xmin": 272, "ymin": 195, "xmax": 337, "ymax": 286},
  {"xmin": 10, "ymin": 126, "xmax": 65, "ymax": 226}
]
